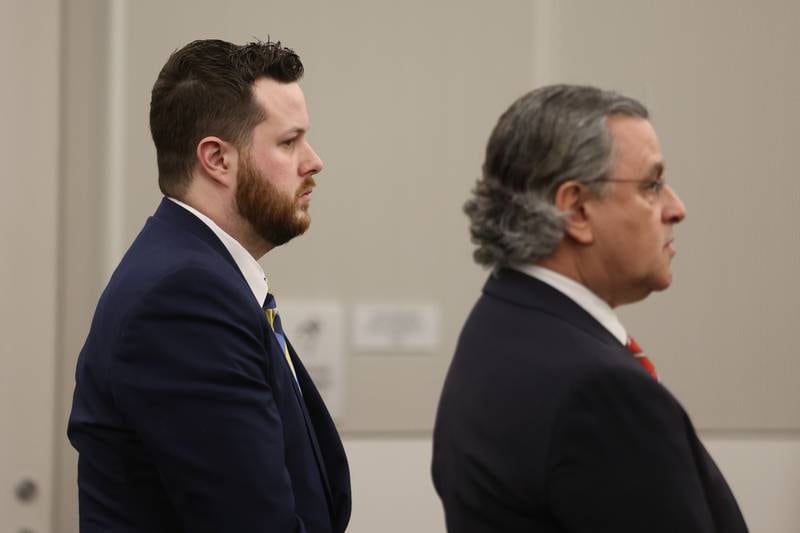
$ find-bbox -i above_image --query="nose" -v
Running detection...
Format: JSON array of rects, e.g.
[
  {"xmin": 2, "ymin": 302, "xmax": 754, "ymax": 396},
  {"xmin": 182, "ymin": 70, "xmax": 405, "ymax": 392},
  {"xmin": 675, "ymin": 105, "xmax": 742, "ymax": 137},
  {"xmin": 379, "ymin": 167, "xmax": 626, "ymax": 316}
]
[
  {"xmin": 300, "ymin": 141, "xmax": 323, "ymax": 177},
  {"xmin": 662, "ymin": 184, "xmax": 687, "ymax": 224}
]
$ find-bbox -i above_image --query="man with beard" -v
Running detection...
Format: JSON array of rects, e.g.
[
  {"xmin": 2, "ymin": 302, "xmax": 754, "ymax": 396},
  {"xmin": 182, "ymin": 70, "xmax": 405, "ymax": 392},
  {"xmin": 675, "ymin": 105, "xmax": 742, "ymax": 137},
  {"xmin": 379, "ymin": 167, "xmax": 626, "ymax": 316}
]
[{"xmin": 68, "ymin": 39, "xmax": 351, "ymax": 533}]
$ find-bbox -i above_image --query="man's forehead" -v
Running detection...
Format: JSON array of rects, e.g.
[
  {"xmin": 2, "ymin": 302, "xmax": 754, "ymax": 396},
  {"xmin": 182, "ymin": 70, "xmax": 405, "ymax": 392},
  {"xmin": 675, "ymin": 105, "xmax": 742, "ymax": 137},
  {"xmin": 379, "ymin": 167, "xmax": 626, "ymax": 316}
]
[
  {"xmin": 252, "ymin": 78, "xmax": 308, "ymax": 120},
  {"xmin": 607, "ymin": 115, "xmax": 657, "ymax": 139},
  {"xmin": 253, "ymin": 77, "xmax": 303, "ymax": 100},
  {"xmin": 608, "ymin": 116, "xmax": 661, "ymax": 151},
  {"xmin": 608, "ymin": 115, "xmax": 662, "ymax": 167}
]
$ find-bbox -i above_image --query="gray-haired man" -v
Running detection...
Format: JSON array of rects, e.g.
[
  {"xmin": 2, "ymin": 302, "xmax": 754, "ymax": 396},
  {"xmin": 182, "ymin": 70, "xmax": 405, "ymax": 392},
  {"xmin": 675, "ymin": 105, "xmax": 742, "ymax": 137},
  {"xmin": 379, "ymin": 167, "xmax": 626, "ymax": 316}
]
[{"xmin": 432, "ymin": 84, "xmax": 747, "ymax": 532}]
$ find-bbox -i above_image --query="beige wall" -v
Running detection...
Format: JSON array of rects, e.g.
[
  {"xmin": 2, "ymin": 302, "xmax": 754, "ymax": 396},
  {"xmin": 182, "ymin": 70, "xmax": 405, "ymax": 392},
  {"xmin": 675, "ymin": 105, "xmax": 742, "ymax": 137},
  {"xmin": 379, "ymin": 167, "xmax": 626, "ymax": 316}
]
[
  {"xmin": 1, "ymin": 0, "xmax": 797, "ymax": 531},
  {"xmin": 53, "ymin": 1, "xmax": 110, "ymax": 530},
  {"xmin": 1, "ymin": 1, "xmax": 60, "ymax": 531}
]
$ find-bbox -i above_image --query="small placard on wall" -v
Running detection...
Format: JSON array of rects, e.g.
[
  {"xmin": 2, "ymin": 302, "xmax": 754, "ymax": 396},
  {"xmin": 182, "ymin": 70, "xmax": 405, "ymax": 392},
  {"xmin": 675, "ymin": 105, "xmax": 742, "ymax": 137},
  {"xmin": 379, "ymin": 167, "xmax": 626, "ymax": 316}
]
[
  {"xmin": 352, "ymin": 302, "xmax": 441, "ymax": 352},
  {"xmin": 276, "ymin": 300, "xmax": 346, "ymax": 420}
]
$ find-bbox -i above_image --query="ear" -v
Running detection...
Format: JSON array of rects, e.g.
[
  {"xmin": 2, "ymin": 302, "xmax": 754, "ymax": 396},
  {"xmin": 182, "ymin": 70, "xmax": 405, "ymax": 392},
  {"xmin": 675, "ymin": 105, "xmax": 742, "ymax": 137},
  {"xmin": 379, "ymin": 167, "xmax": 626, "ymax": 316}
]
[
  {"xmin": 554, "ymin": 180, "xmax": 594, "ymax": 245},
  {"xmin": 195, "ymin": 136, "xmax": 238, "ymax": 187}
]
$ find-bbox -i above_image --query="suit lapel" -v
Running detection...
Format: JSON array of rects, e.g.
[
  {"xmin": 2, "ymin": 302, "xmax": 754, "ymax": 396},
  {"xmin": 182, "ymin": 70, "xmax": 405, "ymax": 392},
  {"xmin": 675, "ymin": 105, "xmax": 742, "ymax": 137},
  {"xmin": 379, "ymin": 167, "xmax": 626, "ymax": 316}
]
[{"xmin": 283, "ymin": 339, "xmax": 341, "ymax": 526}]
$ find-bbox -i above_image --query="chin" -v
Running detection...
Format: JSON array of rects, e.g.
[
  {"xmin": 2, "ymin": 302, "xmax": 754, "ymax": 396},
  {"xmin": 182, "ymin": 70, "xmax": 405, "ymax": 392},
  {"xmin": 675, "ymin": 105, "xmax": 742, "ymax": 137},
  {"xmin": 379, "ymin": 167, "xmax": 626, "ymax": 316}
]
[
  {"xmin": 296, "ymin": 212, "xmax": 311, "ymax": 227},
  {"xmin": 652, "ymin": 272, "xmax": 674, "ymax": 292}
]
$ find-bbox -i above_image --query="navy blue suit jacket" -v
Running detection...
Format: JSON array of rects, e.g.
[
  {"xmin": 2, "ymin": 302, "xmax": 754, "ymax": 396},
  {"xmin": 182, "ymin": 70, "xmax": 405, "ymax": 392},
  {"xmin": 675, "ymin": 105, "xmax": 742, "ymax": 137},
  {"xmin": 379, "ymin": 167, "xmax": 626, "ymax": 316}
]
[
  {"xmin": 432, "ymin": 268, "xmax": 747, "ymax": 532},
  {"xmin": 68, "ymin": 199, "xmax": 351, "ymax": 532}
]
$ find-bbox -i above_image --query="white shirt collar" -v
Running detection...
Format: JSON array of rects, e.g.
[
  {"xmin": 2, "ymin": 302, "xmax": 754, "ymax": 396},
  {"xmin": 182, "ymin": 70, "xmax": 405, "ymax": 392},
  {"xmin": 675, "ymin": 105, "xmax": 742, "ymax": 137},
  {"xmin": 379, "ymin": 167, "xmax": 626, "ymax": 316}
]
[
  {"xmin": 168, "ymin": 197, "xmax": 268, "ymax": 306},
  {"xmin": 511, "ymin": 264, "xmax": 628, "ymax": 345}
]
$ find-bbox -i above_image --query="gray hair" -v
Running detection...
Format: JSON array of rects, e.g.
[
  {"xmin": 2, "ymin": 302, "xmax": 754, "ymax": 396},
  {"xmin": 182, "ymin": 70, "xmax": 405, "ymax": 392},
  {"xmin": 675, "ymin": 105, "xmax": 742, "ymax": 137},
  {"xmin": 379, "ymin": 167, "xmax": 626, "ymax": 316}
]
[{"xmin": 465, "ymin": 84, "xmax": 648, "ymax": 267}]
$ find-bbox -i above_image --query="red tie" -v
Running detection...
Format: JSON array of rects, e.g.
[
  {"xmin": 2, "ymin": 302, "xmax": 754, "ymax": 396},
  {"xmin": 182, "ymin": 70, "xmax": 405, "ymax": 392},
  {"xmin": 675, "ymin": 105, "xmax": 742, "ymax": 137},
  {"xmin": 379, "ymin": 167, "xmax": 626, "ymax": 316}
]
[{"xmin": 626, "ymin": 336, "xmax": 659, "ymax": 381}]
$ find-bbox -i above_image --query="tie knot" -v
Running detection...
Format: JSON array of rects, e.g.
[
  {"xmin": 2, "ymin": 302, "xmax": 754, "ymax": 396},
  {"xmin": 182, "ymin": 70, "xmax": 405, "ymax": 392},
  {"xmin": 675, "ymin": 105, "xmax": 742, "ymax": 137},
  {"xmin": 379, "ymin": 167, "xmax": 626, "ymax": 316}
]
[
  {"xmin": 263, "ymin": 292, "xmax": 277, "ymax": 311},
  {"xmin": 261, "ymin": 293, "xmax": 298, "ymax": 384},
  {"xmin": 626, "ymin": 336, "xmax": 642, "ymax": 355}
]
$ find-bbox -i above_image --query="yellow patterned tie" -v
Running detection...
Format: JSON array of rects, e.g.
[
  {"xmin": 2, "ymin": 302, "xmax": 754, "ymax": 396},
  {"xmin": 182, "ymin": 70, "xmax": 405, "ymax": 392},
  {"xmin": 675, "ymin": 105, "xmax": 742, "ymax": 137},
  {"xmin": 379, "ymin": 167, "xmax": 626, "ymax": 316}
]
[{"xmin": 263, "ymin": 293, "xmax": 298, "ymax": 383}]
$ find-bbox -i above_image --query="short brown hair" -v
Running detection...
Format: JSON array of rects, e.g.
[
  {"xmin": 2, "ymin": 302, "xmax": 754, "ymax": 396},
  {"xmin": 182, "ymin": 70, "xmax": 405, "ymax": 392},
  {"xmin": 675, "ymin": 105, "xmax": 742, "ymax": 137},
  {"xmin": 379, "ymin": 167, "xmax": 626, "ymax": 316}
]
[{"xmin": 149, "ymin": 39, "xmax": 304, "ymax": 197}]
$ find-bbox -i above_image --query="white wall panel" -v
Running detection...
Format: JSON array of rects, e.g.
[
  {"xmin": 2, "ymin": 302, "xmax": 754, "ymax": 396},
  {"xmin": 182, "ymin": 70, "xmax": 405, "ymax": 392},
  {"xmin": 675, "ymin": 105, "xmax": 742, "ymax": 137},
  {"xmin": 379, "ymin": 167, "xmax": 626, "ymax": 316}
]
[{"xmin": 1, "ymin": 1, "xmax": 60, "ymax": 531}]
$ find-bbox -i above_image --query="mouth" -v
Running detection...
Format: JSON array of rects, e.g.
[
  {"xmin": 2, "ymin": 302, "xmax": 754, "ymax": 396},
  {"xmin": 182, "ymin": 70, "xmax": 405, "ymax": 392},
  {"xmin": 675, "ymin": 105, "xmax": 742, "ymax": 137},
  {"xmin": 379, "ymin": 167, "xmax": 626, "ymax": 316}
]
[
  {"xmin": 664, "ymin": 238, "xmax": 676, "ymax": 255},
  {"xmin": 296, "ymin": 176, "xmax": 316, "ymax": 206},
  {"xmin": 297, "ymin": 188, "xmax": 313, "ymax": 207}
]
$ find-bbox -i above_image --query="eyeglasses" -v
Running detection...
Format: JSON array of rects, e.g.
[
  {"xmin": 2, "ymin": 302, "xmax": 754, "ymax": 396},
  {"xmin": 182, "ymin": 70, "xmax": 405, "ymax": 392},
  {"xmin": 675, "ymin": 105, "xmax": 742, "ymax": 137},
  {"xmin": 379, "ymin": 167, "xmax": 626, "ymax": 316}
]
[{"xmin": 594, "ymin": 177, "xmax": 666, "ymax": 201}]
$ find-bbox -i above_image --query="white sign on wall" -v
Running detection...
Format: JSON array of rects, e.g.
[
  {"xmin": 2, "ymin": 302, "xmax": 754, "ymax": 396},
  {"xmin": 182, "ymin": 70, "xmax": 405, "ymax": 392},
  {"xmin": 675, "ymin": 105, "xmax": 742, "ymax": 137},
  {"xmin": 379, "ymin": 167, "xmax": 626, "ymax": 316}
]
[{"xmin": 352, "ymin": 302, "xmax": 441, "ymax": 352}]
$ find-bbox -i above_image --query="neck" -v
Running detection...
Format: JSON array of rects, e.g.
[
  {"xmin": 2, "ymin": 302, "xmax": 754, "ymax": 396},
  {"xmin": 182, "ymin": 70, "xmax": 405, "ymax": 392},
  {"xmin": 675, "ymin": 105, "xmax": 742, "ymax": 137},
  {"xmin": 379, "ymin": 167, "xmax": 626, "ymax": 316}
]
[
  {"xmin": 179, "ymin": 188, "xmax": 273, "ymax": 260},
  {"xmin": 537, "ymin": 246, "xmax": 619, "ymax": 308}
]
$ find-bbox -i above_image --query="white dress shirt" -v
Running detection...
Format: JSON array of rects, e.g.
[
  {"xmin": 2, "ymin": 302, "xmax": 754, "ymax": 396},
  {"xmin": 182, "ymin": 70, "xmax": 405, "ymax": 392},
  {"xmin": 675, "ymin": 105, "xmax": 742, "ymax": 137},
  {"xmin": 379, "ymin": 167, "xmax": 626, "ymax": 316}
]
[{"xmin": 511, "ymin": 264, "xmax": 628, "ymax": 346}]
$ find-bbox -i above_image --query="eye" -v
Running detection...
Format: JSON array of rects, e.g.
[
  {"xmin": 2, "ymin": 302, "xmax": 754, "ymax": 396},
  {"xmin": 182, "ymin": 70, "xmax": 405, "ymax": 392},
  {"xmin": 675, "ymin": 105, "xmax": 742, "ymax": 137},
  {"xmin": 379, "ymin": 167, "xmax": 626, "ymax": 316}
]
[
  {"xmin": 280, "ymin": 137, "xmax": 297, "ymax": 148},
  {"xmin": 644, "ymin": 178, "xmax": 665, "ymax": 194}
]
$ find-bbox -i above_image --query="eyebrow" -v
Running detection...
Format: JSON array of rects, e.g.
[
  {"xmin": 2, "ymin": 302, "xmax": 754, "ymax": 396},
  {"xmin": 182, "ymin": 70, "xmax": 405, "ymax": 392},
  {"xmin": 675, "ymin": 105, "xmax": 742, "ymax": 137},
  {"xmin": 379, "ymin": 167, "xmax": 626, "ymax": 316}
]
[{"xmin": 281, "ymin": 126, "xmax": 307, "ymax": 137}]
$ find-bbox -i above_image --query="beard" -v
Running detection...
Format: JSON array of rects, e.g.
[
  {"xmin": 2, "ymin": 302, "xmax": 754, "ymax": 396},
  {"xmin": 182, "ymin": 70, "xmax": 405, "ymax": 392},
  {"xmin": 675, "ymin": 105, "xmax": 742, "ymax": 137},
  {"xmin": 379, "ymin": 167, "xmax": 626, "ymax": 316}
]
[{"xmin": 235, "ymin": 154, "xmax": 315, "ymax": 247}]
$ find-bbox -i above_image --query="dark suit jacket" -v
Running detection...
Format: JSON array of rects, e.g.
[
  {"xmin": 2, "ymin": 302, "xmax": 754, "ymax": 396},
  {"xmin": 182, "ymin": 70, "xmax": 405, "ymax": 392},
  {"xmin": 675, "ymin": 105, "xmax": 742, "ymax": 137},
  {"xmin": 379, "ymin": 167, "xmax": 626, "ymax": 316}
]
[
  {"xmin": 68, "ymin": 198, "xmax": 351, "ymax": 532},
  {"xmin": 432, "ymin": 268, "xmax": 747, "ymax": 532}
]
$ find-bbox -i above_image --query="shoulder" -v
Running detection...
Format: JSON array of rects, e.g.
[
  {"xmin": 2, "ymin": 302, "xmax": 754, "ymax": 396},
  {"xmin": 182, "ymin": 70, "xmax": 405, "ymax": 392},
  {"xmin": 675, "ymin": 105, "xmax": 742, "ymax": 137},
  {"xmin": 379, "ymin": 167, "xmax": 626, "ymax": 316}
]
[
  {"xmin": 96, "ymin": 247, "xmax": 261, "ymax": 354},
  {"xmin": 130, "ymin": 264, "xmax": 260, "ymax": 329},
  {"xmin": 104, "ymin": 215, "xmax": 255, "ymax": 322},
  {"xmin": 109, "ymin": 264, "xmax": 270, "ymax": 386}
]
